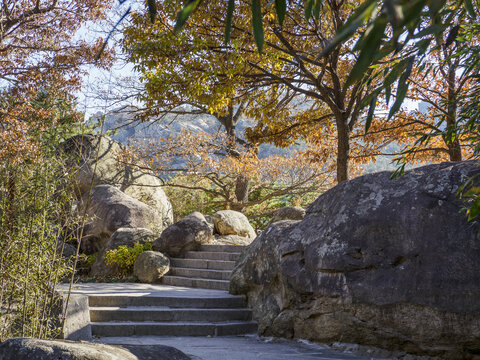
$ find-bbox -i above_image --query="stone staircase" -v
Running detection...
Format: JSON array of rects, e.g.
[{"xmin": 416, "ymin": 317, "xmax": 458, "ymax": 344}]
[
  {"xmin": 161, "ymin": 244, "xmax": 242, "ymax": 291},
  {"xmin": 88, "ymin": 244, "xmax": 257, "ymax": 338}
]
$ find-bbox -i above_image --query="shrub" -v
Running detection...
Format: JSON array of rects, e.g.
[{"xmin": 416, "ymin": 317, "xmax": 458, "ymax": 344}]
[{"xmin": 104, "ymin": 242, "xmax": 153, "ymax": 275}]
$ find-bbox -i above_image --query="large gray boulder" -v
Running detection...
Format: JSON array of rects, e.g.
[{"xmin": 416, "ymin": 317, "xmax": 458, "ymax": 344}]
[
  {"xmin": 0, "ymin": 338, "xmax": 190, "ymax": 360},
  {"xmin": 60, "ymin": 134, "xmax": 173, "ymax": 229},
  {"xmin": 78, "ymin": 185, "xmax": 160, "ymax": 254},
  {"xmin": 153, "ymin": 217, "xmax": 213, "ymax": 257},
  {"xmin": 90, "ymin": 227, "xmax": 155, "ymax": 277},
  {"xmin": 134, "ymin": 251, "xmax": 170, "ymax": 283},
  {"xmin": 213, "ymin": 210, "xmax": 256, "ymax": 239},
  {"xmin": 230, "ymin": 161, "xmax": 480, "ymax": 359}
]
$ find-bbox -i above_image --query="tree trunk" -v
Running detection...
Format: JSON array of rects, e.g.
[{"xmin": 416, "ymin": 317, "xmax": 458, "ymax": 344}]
[
  {"xmin": 233, "ymin": 174, "xmax": 250, "ymax": 211},
  {"xmin": 445, "ymin": 66, "xmax": 462, "ymax": 162},
  {"xmin": 336, "ymin": 115, "xmax": 350, "ymax": 183}
]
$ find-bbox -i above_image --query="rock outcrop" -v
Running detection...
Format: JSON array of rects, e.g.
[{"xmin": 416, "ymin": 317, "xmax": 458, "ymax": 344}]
[
  {"xmin": 0, "ymin": 338, "xmax": 190, "ymax": 360},
  {"xmin": 90, "ymin": 227, "xmax": 155, "ymax": 277},
  {"xmin": 153, "ymin": 217, "xmax": 213, "ymax": 257},
  {"xmin": 134, "ymin": 251, "xmax": 170, "ymax": 283},
  {"xmin": 78, "ymin": 185, "xmax": 159, "ymax": 253},
  {"xmin": 230, "ymin": 161, "xmax": 480, "ymax": 359},
  {"xmin": 60, "ymin": 134, "xmax": 173, "ymax": 229},
  {"xmin": 213, "ymin": 210, "xmax": 256, "ymax": 239}
]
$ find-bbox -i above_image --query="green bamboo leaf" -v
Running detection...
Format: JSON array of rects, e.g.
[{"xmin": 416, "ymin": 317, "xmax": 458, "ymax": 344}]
[
  {"xmin": 468, "ymin": 196, "xmax": 480, "ymax": 221},
  {"xmin": 275, "ymin": 0, "xmax": 286, "ymax": 27},
  {"xmin": 174, "ymin": 0, "xmax": 203, "ymax": 33},
  {"xmin": 465, "ymin": 0, "xmax": 476, "ymax": 18},
  {"xmin": 319, "ymin": 0, "xmax": 377, "ymax": 58},
  {"xmin": 388, "ymin": 56, "xmax": 415, "ymax": 120},
  {"xmin": 414, "ymin": 24, "xmax": 446, "ymax": 38},
  {"xmin": 305, "ymin": 0, "xmax": 314, "ymax": 20},
  {"xmin": 428, "ymin": 0, "xmax": 444, "ymax": 16},
  {"xmin": 385, "ymin": 85, "xmax": 391, "ymax": 106},
  {"xmin": 365, "ymin": 93, "xmax": 378, "ymax": 133},
  {"xmin": 252, "ymin": 0, "xmax": 264, "ymax": 52},
  {"xmin": 225, "ymin": 0, "xmax": 235, "ymax": 44},
  {"xmin": 313, "ymin": 0, "xmax": 322, "ymax": 19},
  {"xmin": 347, "ymin": 15, "xmax": 387, "ymax": 86}
]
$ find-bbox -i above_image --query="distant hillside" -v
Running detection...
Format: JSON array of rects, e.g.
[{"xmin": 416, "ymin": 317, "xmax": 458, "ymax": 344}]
[
  {"xmin": 94, "ymin": 107, "xmax": 305, "ymax": 159},
  {"xmin": 93, "ymin": 107, "xmax": 417, "ymax": 175}
]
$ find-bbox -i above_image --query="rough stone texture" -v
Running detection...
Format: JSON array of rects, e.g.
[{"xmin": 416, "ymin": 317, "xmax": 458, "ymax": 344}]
[
  {"xmin": 153, "ymin": 217, "xmax": 213, "ymax": 257},
  {"xmin": 230, "ymin": 161, "xmax": 480, "ymax": 359},
  {"xmin": 78, "ymin": 185, "xmax": 160, "ymax": 254},
  {"xmin": 0, "ymin": 338, "xmax": 190, "ymax": 360},
  {"xmin": 210, "ymin": 234, "xmax": 254, "ymax": 246},
  {"xmin": 134, "ymin": 251, "xmax": 170, "ymax": 283},
  {"xmin": 213, "ymin": 210, "xmax": 256, "ymax": 239},
  {"xmin": 204, "ymin": 215, "xmax": 215, "ymax": 231},
  {"xmin": 91, "ymin": 228, "xmax": 155, "ymax": 277},
  {"xmin": 61, "ymin": 294, "xmax": 91, "ymax": 341},
  {"xmin": 268, "ymin": 206, "xmax": 305, "ymax": 225},
  {"xmin": 57, "ymin": 242, "xmax": 77, "ymax": 258},
  {"xmin": 60, "ymin": 134, "xmax": 173, "ymax": 229}
]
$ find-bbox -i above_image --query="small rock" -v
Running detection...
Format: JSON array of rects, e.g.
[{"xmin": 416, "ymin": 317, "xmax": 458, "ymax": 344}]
[
  {"xmin": 134, "ymin": 251, "xmax": 170, "ymax": 283},
  {"xmin": 211, "ymin": 234, "xmax": 253, "ymax": 246},
  {"xmin": 213, "ymin": 210, "xmax": 256, "ymax": 239},
  {"xmin": 184, "ymin": 211, "xmax": 207, "ymax": 222},
  {"xmin": 153, "ymin": 217, "xmax": 213, "ymax": 257},
  {"xmin": 269, "ymin": 206, "xmax": 305, "ymax": 225}
]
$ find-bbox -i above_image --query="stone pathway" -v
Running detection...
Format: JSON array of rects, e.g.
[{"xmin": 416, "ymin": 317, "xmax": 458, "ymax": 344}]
[
  {"xmin": 63, "ymin": 282, "xmax": 257, "ymax": 337},
  {"xmin": 95, "ymin": 335, "xmax": 380, "ymax": 360},
  {"xmin": 161, "ymin": 244, "xmax": 243, "ymax": 290},
  {"xmin": 64, "ymin": 283, "xmax": 386, "ymax": 359},
  {"xmin": 61, "ymin": 245, "xmax": 391, "ymax": 359}
]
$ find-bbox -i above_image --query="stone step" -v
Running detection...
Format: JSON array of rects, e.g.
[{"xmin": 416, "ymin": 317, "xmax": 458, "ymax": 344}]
[
  {"xmin": 161, "ymin": 276, "xmax": 230, "ymax": 291},
  {"xmin": 169, "ymin": 267, "xmax": 232, "ymax": 281},
  {"xmin": 170, "ymin": 258, "xmax": 236, "ymax": 271},
  {"xmin": 199, "ymin": 244, "xmax": 245, "ymax": 253},
  {"xmin": 91, "ymin": 321, "xmax": 258, "ymax": 337},
  {"xmin": 184, "ymin": 251, "xmax": 241, "ymax": 262},
  {"xmin": 88, "ymin": 295, "xmax": 245, "ymax": 308},
  {"xmin": 90, "ymin": 307, "xmax": 252, "ymax": 322}
]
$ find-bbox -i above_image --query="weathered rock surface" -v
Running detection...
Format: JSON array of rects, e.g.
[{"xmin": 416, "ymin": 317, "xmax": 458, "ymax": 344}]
[
  {"xmin": 184, "ymin": 211, "xmax": 207, "ymax": 222},
  {"xmin": 134, "ymin": 250, "xmax": 170, "ymax": 283},
  {"xmin": 91, "ymin": 228, "xmax": 155, "ymax": 277},
  {"xmin": 60, "ymin": 134, "xmax": 173, "ymax": 229},
  {"xmin": 57, "ymin": 242, "xmax": 77, "ymax": 258},
  {"xmin": 213, "ymin": 210, "xmax": 256, "ymax": 239},
  {"xmin": 268, "ymin": 206, "xmax": 305, "ymax": 225},
  {"xmin": 153, "ymin": 217, "xmax": 213, "ymax": 257},
  {"xmin": 204, "ymin": 215, "xmax": 215, "ymax": 230},
  {"xmin": 78, "ymin": 185, "xmax": 160, "ymax": 254},
  {"xmin": 0, "ymin": 338, "xmax": 190, "ymax": 360},
  {"xmin": 230, "ymin": 161, "xmax": 480, "ymax": 359},
  {"xmin": 210, "ymin": 234, "xmax": 254, "ymax": 246}
]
